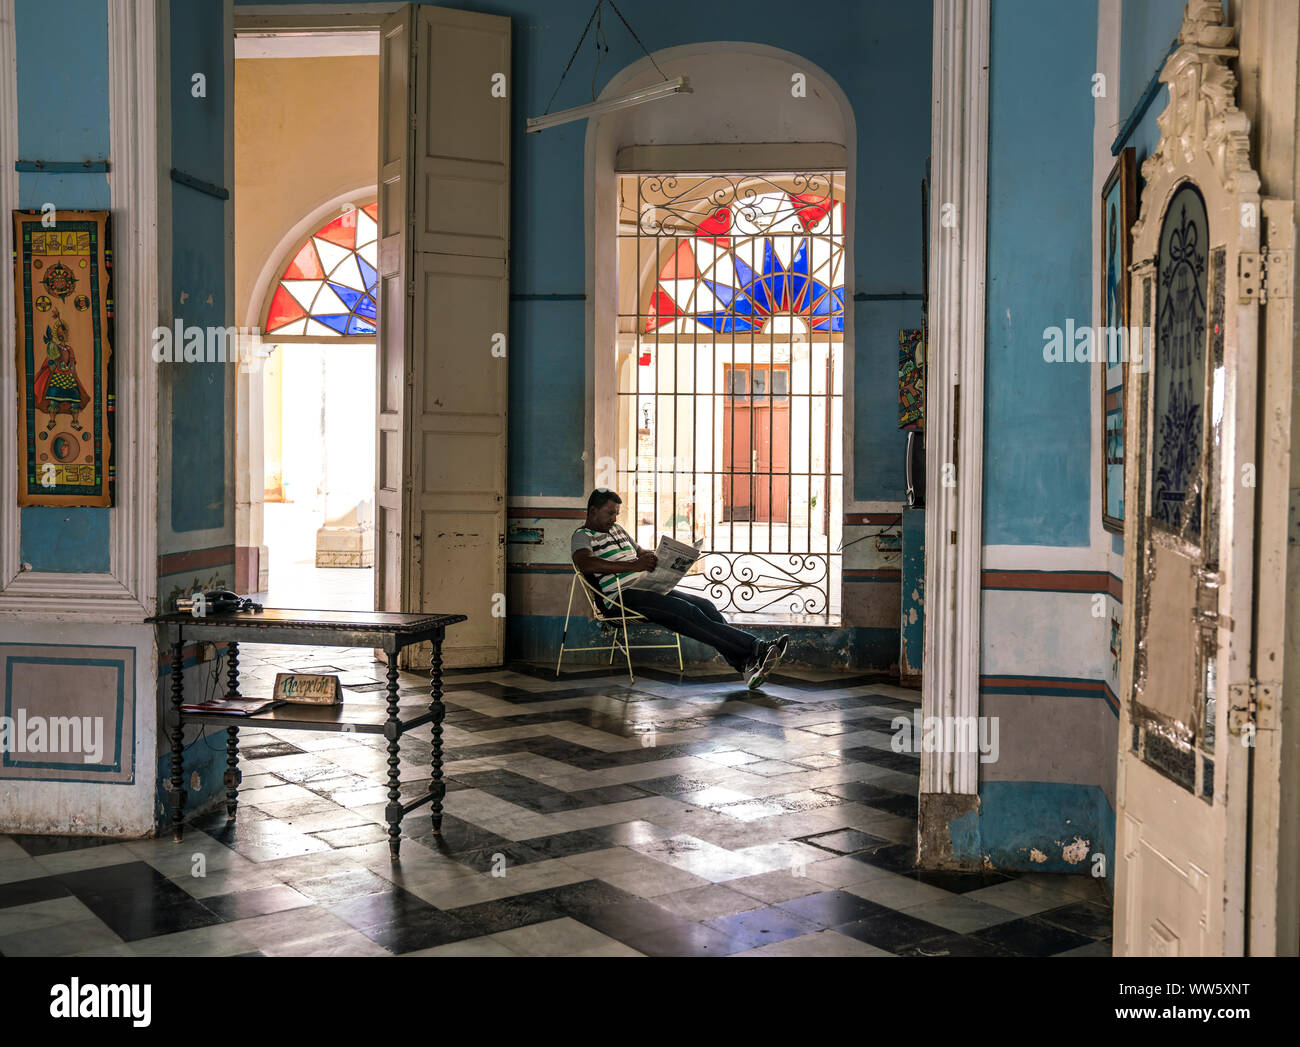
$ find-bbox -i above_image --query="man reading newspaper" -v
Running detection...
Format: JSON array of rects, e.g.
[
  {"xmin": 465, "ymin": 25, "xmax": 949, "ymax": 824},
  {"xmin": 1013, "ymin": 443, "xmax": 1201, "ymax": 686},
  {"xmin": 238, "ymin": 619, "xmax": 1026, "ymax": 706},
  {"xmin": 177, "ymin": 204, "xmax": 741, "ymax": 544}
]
[{"xmin": 571, "ymin": 488, "xmax": 788, "ymax": 689}]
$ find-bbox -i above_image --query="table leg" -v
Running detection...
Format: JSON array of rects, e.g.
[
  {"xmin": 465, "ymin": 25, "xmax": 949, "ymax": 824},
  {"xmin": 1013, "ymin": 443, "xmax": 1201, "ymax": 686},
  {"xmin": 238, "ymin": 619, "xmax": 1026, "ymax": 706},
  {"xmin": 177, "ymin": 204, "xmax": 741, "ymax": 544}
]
[
  {"xmin": 168, "ymin": 639, "xmax": 188, "ymax": 842},
  {"xmin": 225, "ymin": 641, "xmax": 240, "ymax": 699},
  {"xmin": 384, "ymin": 651, "xmax": 402, "ymax": 861},
  {"xmin": 430, "ymin": 633, "xmax": 445, "ymax": 835},
  {"xmin": 225, "ymin": 725, "xmax": 241, "ymax": 819}
]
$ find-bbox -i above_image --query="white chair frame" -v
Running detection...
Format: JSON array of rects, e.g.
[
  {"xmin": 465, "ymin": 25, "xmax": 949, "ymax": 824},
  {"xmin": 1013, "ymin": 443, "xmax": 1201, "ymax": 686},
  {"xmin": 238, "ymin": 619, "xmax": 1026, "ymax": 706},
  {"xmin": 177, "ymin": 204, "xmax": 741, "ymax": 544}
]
[{"xmin": 555, "ymin": 565, "xmax": 682, "ymax": 682}]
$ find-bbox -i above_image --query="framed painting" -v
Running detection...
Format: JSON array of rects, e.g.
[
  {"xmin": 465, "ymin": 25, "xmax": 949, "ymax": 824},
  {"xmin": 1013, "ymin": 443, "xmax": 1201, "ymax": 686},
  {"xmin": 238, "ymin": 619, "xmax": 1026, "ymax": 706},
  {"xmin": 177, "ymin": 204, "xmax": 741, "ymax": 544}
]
[
  {"xmin": 13, "ymin": 210, "xmax": 113, "ymax": 506},
  {"xmin": 899, "ymin": 327, "xmax": 924, "ymax": 430},
  {"xmin": 1100, "ymin": 148, "xmax": 1135, "ymax": 534}
]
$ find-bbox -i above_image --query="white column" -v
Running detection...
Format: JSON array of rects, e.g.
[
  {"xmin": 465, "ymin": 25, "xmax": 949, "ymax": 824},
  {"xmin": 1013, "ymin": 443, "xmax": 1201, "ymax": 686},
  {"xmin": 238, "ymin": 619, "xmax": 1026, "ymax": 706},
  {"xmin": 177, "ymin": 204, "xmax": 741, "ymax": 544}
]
[{"xmin": 923, "ymin": 0, "xmax": 989, "ymax": 799}]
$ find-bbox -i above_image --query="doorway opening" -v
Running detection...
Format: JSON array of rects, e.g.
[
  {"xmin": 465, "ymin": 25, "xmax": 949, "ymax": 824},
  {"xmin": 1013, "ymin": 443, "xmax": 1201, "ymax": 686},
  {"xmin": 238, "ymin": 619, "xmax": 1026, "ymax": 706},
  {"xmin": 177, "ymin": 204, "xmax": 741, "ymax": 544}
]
[
  {"xmin": 234, "ymin": 30, "xmax": 380, "ymax": 611},
  {"xmin": 616, "ymin": 172, "xmax": 845, "ymax": 623}
]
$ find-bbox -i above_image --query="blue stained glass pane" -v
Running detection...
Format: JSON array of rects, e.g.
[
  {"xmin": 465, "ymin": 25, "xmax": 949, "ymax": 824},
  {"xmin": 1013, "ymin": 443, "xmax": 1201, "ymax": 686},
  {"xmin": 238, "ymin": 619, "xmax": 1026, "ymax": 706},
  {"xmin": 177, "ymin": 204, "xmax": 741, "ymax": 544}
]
[
  {"xmin": 355, "ymin": 294, "xmax": 377, "ymax": 320},
  {"xmin": 346, "ymin": 315, "xmax": 376, "ymax": 335},
  {"xmin": 692, "ymin": 232, "xmax": 840, "ymax": 330},
  {"xmin": 732, "ymin": 252, "xmax": 756, "ymax": 288},
  {"xmin": 704, "ymin": 280, "xmax": 735, "ymax": 307},
  {"xmin": 790, "ymin": 239, "xmax": 809, "ymax": 276},
  {"xmin": 771, "ymin": 274, "xmax": 789, "ymax": 310},
  {"xmin": 357, "ymin": 255, "xmax": 378, "ymax": 291},
  {"xmin": 695, "ymin": 314, "xmax": 756, "ymax": 333},
  {"xmin": 789, "ymin": 275, "xmax": 809, "ymax": 307},
  {"xmin": 316, "ymin": 313, "xmax": 351, "ymax": 334},
  {"xmin": 329, "ymin": 282, "xmax": 366, "ymax": 310},
  {"xmin": 695, "ymin": 313, "xmax": 731, "ymax": 332}
]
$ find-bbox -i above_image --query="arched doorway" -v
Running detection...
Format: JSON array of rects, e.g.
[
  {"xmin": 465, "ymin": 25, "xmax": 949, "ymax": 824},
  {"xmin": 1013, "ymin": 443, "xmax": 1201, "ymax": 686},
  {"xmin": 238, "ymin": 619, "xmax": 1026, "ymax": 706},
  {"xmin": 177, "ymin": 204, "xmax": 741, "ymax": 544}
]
[{"xmin": 255, "ymin": 202, "xmax": 379, "ymax": 609}]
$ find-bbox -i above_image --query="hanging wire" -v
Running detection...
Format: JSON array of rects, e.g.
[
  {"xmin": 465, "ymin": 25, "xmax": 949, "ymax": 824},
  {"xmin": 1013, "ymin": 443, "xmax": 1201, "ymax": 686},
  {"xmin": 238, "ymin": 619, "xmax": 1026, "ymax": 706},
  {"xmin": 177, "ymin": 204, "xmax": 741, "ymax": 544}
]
[
  {"xmin": 591, "ymin": 0, "xmax": 608, "ymax": 102},
  {"xmin": 605, "ymin": 0, "xmax": 670, "ymax": 81},
  {"xmin": 541, "ymin": 0, "xmax": 670, "ymax": 117}
]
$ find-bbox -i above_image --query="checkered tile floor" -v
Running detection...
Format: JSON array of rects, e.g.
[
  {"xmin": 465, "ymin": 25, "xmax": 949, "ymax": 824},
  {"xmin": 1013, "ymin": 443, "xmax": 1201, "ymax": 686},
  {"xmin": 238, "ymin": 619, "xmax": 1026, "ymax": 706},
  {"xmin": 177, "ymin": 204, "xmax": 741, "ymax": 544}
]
[{"xmin": 0, "ymin": 647, "xmax": 1113, "ymax": 957}]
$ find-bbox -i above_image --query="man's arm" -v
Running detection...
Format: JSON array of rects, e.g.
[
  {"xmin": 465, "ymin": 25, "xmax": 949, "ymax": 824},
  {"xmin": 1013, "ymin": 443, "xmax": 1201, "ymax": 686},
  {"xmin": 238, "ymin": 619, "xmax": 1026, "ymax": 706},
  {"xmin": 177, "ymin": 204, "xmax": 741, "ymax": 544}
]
[{"xmin": 573, "ymin": 547, "xmax": 656, "ymax": 574}]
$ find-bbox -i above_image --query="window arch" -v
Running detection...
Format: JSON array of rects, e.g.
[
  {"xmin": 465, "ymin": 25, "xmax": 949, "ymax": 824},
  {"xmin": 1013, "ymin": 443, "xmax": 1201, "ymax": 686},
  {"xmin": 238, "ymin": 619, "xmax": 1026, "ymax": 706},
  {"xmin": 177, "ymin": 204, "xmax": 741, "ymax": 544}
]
[{"xmin": 263, "ymin": 202, "xmax": 378, "ymax": 336}]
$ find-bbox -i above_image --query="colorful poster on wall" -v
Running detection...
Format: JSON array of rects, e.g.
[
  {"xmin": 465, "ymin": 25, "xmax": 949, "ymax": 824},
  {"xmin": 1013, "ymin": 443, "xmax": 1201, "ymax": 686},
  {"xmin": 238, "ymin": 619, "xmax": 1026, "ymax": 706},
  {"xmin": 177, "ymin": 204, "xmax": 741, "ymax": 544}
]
[
  {"xmin": 13, "ymin": 210, "xmax": 113, "ymax": 506},
  {"xmin": 898, "ymin": 327, "xmax": 924, "ymax": 430}
]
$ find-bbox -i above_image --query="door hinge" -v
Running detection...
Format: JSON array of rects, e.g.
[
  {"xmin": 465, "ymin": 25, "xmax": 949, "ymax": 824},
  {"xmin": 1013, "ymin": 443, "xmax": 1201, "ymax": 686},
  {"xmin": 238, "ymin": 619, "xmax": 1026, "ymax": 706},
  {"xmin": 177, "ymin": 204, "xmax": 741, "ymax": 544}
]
[
  {"xmin": 499, "ymin": 533, "xmax": 505, "ymax": 546},
  {"xmin": 1227, "ymin": 679, "xmax": 1279, "ymax": 735},
  {"xmin": 1238, "ymin": 249, "xmax": 1292, "ymax": 304}
]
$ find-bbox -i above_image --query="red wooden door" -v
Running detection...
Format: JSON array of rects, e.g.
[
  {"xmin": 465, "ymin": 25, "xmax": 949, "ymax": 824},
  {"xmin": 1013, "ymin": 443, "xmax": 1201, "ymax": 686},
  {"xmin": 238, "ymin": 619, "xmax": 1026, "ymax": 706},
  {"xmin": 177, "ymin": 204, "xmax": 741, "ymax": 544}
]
[
  {"xmin": 722, "ymin": 365, "xmax": 790, "ymax": 523},
  {"xmin": 755, "ymin": 405, "xmax": 790, "ymax": 523},
  {"xmin": 723, "ymin": 402, "xmax": 753, "ymax": 521}
]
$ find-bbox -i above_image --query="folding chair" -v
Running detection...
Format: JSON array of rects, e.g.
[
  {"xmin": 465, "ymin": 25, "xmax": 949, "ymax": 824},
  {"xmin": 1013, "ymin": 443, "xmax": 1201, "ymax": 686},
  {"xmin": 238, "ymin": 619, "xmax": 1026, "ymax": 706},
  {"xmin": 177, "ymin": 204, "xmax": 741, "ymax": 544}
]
[{"xmin": 555, "ymin": 564, "xmax": 683, "ymax": 682}]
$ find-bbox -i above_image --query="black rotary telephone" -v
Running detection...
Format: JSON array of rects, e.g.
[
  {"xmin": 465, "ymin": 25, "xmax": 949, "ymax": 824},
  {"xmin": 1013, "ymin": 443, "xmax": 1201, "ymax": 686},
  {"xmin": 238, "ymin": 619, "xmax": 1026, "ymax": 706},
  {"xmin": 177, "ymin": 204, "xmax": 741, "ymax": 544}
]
[{"xmin": 175, "ymin": 589, "xmax": 263, "ymax": 617}]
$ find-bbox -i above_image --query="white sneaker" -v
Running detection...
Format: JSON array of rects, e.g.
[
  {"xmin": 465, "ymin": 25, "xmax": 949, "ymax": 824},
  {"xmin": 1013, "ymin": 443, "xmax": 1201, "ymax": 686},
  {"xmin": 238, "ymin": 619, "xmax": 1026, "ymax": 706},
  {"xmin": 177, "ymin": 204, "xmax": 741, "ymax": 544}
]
[{"xmin": 746, "ymin": 642, "xmax": 781, "ymax": 689}]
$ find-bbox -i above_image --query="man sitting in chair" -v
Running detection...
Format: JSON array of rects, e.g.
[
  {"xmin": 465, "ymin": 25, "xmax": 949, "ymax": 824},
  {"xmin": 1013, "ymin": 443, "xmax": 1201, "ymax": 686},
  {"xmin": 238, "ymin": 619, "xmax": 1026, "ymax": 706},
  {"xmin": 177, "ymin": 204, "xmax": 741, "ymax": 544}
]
[{"xmin": 571, "ymin": 488, "xmax": 788, "ymax": 689}]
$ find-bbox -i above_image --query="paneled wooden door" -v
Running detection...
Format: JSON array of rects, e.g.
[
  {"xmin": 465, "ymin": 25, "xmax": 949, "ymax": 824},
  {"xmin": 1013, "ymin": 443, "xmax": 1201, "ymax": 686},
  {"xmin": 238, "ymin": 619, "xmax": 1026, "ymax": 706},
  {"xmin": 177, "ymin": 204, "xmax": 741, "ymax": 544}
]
[
  {"xmin": 376, "ymin": 5, "xmax": 510, "ymax": 667},
  {"xmin": 1114, "ymin": 1, "xmax": 1284, "ymax": 956}
]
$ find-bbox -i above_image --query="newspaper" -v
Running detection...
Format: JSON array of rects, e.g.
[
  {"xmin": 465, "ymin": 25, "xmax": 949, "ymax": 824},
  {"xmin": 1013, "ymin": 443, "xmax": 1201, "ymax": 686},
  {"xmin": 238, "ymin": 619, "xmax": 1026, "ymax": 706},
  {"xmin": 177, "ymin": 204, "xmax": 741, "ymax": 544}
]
[{"xmin": 622, "ymin": 534, "xmax": 705, "ymax": 595}]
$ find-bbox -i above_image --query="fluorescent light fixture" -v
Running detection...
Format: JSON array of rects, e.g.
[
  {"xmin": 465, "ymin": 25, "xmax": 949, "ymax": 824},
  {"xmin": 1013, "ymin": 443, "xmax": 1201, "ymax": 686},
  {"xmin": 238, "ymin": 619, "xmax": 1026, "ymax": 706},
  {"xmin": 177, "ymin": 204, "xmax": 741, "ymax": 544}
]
[{"xmin": 526, "ymin": 77, "xmax": 692, "ymax": 134}]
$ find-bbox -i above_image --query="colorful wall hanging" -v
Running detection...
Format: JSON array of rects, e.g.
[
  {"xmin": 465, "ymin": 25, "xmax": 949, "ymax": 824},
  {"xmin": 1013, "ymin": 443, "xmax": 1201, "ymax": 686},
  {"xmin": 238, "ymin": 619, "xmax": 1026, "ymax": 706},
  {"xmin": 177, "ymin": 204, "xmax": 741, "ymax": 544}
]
[
  {"xmin": 898, "ymin": 327, "xmax": 925, "ymax": 429},
  {"xmin": 13, "ymin": 210, "xmax": 113, "ymax": 506}
]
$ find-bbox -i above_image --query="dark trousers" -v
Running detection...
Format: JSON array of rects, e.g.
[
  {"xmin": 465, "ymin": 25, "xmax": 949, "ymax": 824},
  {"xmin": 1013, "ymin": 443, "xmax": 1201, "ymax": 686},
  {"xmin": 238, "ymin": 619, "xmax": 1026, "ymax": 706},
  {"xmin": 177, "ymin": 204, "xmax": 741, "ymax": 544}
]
[{"xmin": 619, "ymin": 588, "xmax": 757, "ymax": 672}]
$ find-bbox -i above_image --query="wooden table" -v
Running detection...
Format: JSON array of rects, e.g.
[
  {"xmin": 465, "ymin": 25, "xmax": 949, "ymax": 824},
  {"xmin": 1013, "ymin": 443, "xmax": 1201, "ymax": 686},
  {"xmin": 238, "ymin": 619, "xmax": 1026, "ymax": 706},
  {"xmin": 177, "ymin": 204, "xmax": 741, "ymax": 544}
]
[{"xmin": 147, "ymin": 608, "xmax": 466, "ymax": 860}]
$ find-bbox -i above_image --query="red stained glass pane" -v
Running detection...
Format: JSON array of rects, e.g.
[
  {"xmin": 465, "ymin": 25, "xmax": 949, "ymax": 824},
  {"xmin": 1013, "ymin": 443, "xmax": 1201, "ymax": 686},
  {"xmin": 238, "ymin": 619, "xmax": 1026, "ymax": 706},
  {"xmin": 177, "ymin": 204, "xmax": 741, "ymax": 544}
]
[
  {"xmin": 643, "ymin": 288, "xmax": 681, "ymax": 332},
  {"xmin": 659, "ymin": 241, "xmax": 697, "ymax": 281},
  {"xmin": 791, "ymin": 193, "xmax": 834, "ymax": 231},
  {"xmin": 315, "ymin": 210, "xmax": 358, "ymax": 250},
  {"xmin": 266, "ymin": 285, "xmax": 308, "ymax": 331},
  {"xmin": 695, "ymin": 206, "xmax": 731, "ymax": 247},
  {"xmin": 283, "ymin": 240, "xmax": 324, "ymax": 280},
  {"xmin": 362, "ymin": 202, "xmax": 378, "ymax": 220}
]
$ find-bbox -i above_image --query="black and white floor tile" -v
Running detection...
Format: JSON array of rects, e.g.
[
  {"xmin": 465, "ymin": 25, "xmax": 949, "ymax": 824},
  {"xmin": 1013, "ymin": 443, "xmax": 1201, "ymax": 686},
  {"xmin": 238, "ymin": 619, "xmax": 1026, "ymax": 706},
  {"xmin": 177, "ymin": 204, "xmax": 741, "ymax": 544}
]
[{"xmin": 0, "ymin": 647, "xmax": 1112, "ymax": 957}]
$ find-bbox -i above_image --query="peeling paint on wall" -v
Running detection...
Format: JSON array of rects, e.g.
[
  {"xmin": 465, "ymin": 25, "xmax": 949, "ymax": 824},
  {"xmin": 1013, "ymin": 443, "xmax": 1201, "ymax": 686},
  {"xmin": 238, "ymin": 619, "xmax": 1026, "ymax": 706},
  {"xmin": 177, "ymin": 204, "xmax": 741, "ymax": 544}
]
[
  {"xmin": 1062, "ymin": 836, "xmax": 1090, "ymax": 864},
  {"xmin": 1029, "ymin": 847, "xmax": 1048, "ymax": 863}
]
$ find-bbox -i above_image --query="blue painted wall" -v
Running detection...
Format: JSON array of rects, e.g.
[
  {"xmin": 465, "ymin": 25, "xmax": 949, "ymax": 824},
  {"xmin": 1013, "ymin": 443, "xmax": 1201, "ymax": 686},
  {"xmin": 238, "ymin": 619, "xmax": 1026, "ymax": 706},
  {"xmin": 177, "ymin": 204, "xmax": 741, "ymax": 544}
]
[
  {"xmin": 169, "ymin": 1, "xmax": 229, "ymax": 534},
  {"xmin": 1119, "ymin": 0, "xmax": 1188, "ymax": 169},
  {"xmin": 900, "ymin": 506, "xmax": 924, "ymax": 673},
  {"xmin": 1120, "ymin": 2, "xmax": 1229, "ymax": 181},
  {"xmin": 953, "ymin": 781, "xmax": 1115, "ymax": 887},
  {"xmin": 154, "ymin": 0, "xmax": 234, "ymax": 830},
  {"xmin": 983, "ymin": 0, "xmax": 1097, "ymax": 548},
  {"xmin": 14, "ymin": 0, "xmax": 111, "ymax": 572},
  {"xmin": 237, "ymin": 0, "xmax": 931, "ymax": 506}
]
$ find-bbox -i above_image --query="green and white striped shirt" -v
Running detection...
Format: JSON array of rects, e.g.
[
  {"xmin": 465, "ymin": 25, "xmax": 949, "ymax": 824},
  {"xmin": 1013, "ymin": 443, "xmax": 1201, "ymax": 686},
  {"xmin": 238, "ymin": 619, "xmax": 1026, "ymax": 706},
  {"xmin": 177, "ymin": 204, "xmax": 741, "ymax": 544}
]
[{"xmin": 571, "ymin": 524, "xmax": 639, "ymax": 595}]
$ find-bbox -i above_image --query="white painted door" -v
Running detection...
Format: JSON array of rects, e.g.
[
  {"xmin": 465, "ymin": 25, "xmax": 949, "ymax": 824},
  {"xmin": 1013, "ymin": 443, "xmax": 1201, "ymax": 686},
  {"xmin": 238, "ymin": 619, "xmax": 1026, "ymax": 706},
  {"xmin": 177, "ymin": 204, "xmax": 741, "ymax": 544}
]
[
  {"xmin": 1115, "ymin": 1, "xmax": 1274, "ymax": 956},
  {"xmin": 375, "ymin": 8, "xmax": 413, "ymax": 619},
  {"xmin": 375, "ymin": 5, "xmax": 510, "ymax": 667}
]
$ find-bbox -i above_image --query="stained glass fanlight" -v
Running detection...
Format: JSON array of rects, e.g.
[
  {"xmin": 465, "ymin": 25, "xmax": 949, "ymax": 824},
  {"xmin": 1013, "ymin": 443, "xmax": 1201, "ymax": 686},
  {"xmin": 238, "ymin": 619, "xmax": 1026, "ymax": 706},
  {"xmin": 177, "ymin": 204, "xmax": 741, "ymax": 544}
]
[
  {"xmin": 264, "ymin": 202, "xmax": 379, "ymax": 337},
  {"xmin": 643, "ymin": 191, "xmax": 846, "ymax": 335}
]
